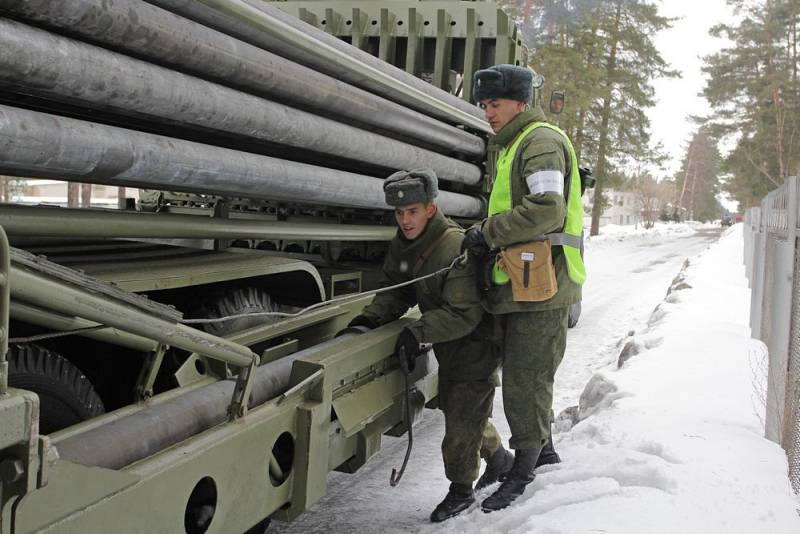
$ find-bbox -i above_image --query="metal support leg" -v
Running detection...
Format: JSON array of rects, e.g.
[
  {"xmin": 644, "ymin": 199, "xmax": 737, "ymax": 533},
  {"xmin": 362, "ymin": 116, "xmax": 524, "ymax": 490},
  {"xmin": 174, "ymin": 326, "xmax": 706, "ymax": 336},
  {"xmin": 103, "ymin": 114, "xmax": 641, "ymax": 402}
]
[
  {"xmin": 0, "ymin": 226, "xmax": 9, "ymax": 396},
  {"xmin": 135, "ymin": 343, "xmax": 168, "ymax": 402},
  {"xmin": 228, "ymin": 355, "xmax": 260, "ymax": 420}
]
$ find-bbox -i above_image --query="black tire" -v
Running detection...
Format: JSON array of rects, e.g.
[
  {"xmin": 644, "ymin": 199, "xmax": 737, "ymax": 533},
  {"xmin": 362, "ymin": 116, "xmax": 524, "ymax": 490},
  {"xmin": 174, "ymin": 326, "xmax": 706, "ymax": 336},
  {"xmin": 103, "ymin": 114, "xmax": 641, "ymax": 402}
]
[
  {"xmin": 8, "ymin": 343, "xmax": 105, "ymax": 434},
  {"xmin": 568, "ymin": 301, "xmax": 581, "ymax": 328},
  {"xmin": 244, "ymin": 518, "xmax": 271, "ymax": 534},
  {"xmin": 195, "ymin": 287, "xmax": 279, "ymax": 337}
]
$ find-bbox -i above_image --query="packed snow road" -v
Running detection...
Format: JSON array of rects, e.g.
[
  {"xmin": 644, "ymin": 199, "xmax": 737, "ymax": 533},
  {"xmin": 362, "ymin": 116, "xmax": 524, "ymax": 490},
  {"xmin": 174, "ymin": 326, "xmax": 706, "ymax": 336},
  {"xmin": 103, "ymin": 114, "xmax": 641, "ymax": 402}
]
[{"xmin": 273, "ymin": 224, "xmax": 792, "ymax": 534}]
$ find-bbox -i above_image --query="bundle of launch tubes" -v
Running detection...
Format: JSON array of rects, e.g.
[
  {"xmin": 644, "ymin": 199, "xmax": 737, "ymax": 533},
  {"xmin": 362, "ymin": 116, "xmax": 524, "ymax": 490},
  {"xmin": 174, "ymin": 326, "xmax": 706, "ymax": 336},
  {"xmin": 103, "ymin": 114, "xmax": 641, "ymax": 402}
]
[
  {"xmin": 0, "ymin": 0, "xmax": 494, "ymax": 470},
  {"xmin": 0, "ymin": 0, "xmax": 490, "ymax": 218}
]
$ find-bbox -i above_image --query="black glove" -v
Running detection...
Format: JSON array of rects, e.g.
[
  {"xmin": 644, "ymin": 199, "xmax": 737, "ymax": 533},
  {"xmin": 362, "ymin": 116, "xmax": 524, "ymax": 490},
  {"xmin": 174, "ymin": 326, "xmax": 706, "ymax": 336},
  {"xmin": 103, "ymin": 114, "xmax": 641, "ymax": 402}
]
[
  {"xmin": 478, "ymin": 252, "xmax": 497, "ymax": 292},
  {"xmin": 461, "ymin": 225, "xmax": 490, "ymax": 259},
  {"xmin": 394, "ymin": 327, "xmax": 422, "ymax": 373},
  {"xmin": 335, "ymin": 315, "xmax": 380, "ymax": 337},
  {"xmin": 347, "ymin": 315, "xmax": 380, "ymax": 329}
]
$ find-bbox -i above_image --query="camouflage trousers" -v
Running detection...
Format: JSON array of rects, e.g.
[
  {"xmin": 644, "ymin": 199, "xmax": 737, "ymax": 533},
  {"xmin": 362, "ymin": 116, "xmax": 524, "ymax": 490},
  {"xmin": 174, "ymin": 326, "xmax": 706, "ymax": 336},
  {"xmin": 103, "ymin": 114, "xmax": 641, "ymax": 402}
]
[
  {"xmin": 496, "ymin": 307, "xmax": 569, "ymax": 450},
  {"xmin": 439, "ymin": 379, "xmax": 502, "ymax": 485}
]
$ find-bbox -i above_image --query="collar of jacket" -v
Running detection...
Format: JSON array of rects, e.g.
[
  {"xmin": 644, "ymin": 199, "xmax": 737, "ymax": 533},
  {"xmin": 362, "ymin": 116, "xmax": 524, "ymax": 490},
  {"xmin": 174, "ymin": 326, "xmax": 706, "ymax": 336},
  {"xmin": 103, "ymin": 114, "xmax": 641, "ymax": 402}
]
[
  {"xmin": 489, "ymin": 105, "xmax": 547, "ymax": 150},
  {"xmin": 394, "ymin": 208, "xmax": 451, "ymax": 258}
]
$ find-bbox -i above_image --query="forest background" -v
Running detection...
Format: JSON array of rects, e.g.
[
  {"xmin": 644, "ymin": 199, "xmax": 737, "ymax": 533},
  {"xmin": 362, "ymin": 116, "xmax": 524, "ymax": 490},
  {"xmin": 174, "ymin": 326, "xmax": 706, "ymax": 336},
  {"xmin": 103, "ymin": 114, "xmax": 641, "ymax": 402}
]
[{"xmin": 498, "ymin": 0, "xmax": 799, "ymax": 234}]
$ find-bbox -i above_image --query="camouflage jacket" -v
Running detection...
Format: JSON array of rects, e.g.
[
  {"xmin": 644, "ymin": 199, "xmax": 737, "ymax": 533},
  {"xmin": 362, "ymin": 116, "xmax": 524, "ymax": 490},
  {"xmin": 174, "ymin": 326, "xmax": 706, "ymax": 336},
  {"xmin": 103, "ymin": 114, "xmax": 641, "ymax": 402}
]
[
  {"xmin": 482, "ymin": 106, "xmax": 582, "ymax": 314},
  {"xmin": 359, "ymin": 210, "xmax": 499, "ymax": 381}
]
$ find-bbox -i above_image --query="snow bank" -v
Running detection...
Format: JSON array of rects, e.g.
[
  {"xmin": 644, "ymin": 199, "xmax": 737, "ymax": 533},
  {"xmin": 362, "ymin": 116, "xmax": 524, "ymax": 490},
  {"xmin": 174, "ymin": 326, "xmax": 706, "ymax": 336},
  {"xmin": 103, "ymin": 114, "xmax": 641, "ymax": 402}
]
[
  {"xmin": 586, "ymin": 221, "xmax": 699, "ymax": 248},
  {"xmin": 423, "ymin": 225, "xmax": 800, "ymax": 534}
]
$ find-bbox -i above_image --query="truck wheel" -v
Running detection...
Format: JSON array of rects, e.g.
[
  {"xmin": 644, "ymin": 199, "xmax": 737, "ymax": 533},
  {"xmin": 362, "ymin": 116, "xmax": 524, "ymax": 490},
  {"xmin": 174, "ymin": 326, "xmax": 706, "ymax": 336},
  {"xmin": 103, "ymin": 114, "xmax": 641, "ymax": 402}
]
[
  {"xmin": 8, "ymin": 343, "xmax": 105, "ymax": 434},
  {"xmin": 196, "ymin": 287, "xmax": 279, "ymax": 337}
]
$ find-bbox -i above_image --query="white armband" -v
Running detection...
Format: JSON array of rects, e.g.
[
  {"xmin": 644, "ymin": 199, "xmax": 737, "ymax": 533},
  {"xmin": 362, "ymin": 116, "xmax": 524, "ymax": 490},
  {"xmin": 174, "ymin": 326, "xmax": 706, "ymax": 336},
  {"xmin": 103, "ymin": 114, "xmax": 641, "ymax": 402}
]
[{"xmin": 525, "ymin": 170, "xmax": 564, "ymax": 196}]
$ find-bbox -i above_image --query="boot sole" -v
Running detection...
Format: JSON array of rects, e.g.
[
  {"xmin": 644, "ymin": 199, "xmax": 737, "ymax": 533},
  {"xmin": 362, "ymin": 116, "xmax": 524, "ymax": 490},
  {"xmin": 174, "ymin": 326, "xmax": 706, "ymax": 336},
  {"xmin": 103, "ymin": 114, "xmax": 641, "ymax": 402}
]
[
  {"xmin": 535, "ymin": 455, "xmax": 561, "ymax": 468},
  {"xmin": 481, "ymin": 502, "xmax": 511, "ymax": 513},
  {"xmin": 430, "ymin": 502, "xmax": 475, "ymax": 523}
]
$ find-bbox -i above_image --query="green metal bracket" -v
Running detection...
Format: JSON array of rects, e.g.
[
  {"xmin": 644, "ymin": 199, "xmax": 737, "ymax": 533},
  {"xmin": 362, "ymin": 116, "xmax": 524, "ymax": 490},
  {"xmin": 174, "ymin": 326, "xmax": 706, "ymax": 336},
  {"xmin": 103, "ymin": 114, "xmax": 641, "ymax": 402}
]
[
  {"xmin": 135, "ymin": 343, "xmax": 168, "ymax": 402},
  {"xmin": 462, "ymin": 8, "xmax": 482, "ymax": 101},
  {"xmin": 378, "ymin": 7, "xmax": 396, "ymax": 63},
  {"xmin": 274, "ymin": 360, "xmax": 329, "ymax": 521},
  {"xmin": 228, "ymin": 355, "xmax": 260, "ymax": 420},
  {"xmin": 324, "ymin": 7, "xmax": 343, "ymax": 34},
  {"xmin": 494, "ymin": 8, "xmax": 520, "ymax": 65},
  {"xmin": 298, "ymin": 6, "xmax": 318, "ymax": 25},
  {"xmin": 261, "ymin": 338, "xmax": 300, "ymax": 364},
  {"xmin": 351, "ymin": 7, "xmax": 369, "ymax": 50},
  {"xmin": 405, "ymin": 8, "xmax": 424, "ymax": 77},
  {"xmin": 270, "ymin": 1, "xmax": 528, "ymax": 102},
  {"xmin": 0, "ymin": 389, "xmax": 52, "ymax": 522},
  {"xmin": 433, "ymin": 8, "xmax": 453, "ymax": 91},
  {"xmin": 212, "ymin": 199, "xmax": 231, "ymax": 251}
]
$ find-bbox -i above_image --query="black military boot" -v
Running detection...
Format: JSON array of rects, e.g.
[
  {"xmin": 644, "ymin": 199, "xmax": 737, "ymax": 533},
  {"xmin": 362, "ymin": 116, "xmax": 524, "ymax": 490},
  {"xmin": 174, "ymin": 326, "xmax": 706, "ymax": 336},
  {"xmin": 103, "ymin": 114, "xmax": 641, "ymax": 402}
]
[
  {"xmin": 475, "ymin": 446, "xmax": 515, "ymax": 491},
  {"xmin": 430, "ymin": 483, "xmax": 475, "ymax": 523},
  {"xmin": 536, "ymin": 438, "xmax": 561, "ymax": 468},
  {"xmin": 481, "ymin": 448, "xmax": 540, "ymax": 513}
]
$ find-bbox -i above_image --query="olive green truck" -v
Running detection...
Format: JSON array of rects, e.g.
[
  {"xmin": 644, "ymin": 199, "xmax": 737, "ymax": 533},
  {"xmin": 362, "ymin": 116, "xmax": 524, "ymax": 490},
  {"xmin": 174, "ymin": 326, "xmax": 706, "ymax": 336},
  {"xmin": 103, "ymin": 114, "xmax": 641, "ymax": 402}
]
[{"xmin": 0, "ymin": 1, "xmax": 530, "ymax": 532}]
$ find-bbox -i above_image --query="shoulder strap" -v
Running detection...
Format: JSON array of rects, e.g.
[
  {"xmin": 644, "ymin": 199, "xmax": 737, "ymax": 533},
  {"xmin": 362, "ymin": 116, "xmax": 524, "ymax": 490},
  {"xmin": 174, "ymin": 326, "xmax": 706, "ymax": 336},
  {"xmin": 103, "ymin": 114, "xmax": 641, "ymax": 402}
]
[{"xmin": 412, "ymin": 227, "xmax": 461, "ymax": 277}]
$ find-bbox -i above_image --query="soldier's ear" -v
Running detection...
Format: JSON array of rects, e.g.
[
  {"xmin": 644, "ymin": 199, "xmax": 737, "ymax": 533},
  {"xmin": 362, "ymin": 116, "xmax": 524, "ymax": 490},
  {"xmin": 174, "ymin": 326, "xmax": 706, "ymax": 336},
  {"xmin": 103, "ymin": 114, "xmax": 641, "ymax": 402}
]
[{"xmin": 425, "ymin": 202, "xmax": 437, "ymax": 219}]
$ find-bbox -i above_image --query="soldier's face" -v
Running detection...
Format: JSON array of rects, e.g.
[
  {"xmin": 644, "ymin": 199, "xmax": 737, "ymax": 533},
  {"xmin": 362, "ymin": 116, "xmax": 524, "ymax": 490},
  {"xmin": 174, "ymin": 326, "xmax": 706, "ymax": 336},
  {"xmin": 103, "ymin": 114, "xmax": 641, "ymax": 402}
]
[
  {"xmin": 480, "ymin": 98, "xmax": 526, "ymax": 133},
  {"xmin": 394, "ymin": 202, "xmax": 437, "ymax": 240}
]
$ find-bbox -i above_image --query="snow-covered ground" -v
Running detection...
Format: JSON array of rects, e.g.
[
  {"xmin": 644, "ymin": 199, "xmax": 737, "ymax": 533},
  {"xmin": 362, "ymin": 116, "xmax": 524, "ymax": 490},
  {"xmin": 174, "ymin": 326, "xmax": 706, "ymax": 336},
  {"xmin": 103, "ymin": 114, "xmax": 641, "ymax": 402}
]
[{"xmin": 273, "ymin": 223, "xmax": 800, "ymax": 534}]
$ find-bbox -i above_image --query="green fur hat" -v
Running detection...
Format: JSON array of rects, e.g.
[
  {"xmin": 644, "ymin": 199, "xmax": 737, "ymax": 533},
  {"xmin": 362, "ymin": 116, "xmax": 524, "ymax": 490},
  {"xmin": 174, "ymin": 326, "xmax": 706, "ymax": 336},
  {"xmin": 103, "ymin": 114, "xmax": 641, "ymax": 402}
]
[
  {"xmin": 473, "ymin": 64, "xmax": 535, "ymax": 103},
  {"xmin": 383, "ymin": 168, "xmax": 439, "ymax": 206}
]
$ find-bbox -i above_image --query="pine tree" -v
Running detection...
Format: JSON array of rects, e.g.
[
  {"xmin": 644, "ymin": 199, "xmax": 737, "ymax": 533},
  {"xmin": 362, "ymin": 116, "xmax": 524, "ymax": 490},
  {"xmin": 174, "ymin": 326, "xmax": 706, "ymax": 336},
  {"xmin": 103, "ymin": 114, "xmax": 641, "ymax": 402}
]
[
  {"xmin": 702, "ymin": 0, "xmax": 800, "ymax": 208},
  {"xmin": 585, "ymin": 1, "xmax": 677, "ymax": 235},
  {"xmin": 501, "ymin": 1, "xmax": 677, "ymax": 234},
  {"xmin": 674, "ymin": 127, "xmax": 723, "ymax": 221}
]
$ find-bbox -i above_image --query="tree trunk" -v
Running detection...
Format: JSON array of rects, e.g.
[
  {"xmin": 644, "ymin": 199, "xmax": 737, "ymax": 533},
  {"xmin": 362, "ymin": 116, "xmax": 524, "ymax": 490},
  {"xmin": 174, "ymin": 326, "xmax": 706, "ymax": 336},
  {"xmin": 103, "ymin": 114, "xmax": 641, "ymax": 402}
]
[
  {"xmin": 80, "ymin": 183, "xmax": 93, "ymax": 208},
  {"xmin": 117, "ymin": 187, "xmax": 127, "ymax": 209},
  {"xmin": 677, "ymin": 141, "xmax": 694, "ymax": 219},
  {"xmin": 764, "ymin": 1, "xmax": 786, "ymax": 179},
  {"xmin": 589, "ymin": 4, "xmax": 621, "ymax": 236},
  {"xmin": 574, "ymin": 20, "xmax": 599, "ymax": 164},
  {"xmin": 67, "ymin": 182, "xmax": 80, "ymax": 207}
]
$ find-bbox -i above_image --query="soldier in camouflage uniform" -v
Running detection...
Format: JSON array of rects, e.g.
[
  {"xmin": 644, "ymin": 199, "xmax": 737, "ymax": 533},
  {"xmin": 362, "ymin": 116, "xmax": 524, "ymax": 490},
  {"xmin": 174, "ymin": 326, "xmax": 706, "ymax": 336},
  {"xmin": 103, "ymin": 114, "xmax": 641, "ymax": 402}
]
[
  {"xmin": 462, "ymin": 64, "xmax": 586, "ymax": 512},
  {"xmin": 344, "ymin": 169, "xmax": 506, "ymax": 522}
]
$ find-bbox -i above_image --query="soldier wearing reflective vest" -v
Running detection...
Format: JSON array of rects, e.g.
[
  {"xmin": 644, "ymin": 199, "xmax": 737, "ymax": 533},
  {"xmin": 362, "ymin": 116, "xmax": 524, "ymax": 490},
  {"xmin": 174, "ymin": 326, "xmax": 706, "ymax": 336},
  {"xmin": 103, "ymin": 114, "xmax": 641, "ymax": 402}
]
[{"xmin": 463, "ymin": 64, "xmax": 586, "ymax": 512}]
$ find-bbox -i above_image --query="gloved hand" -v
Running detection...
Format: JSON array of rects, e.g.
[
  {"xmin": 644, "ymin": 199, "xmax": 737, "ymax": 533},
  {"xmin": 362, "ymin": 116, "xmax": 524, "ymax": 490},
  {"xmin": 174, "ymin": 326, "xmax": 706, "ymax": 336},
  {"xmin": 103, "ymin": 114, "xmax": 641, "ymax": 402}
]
[
  {"xmin": 348, "ymin": 315, "xmax": 380, "ymax": 329},
  {"xmin": 394, "ymin": 327, "xmax": 422, "ymax": 373},
  {"xmin": 478, "ymin": 252, "xmax": 497, "ymax": 292},
  {"xmin": 461, "ymin": 224, "xmax": 490, "ymax": 259},
  {"xmin": 335, "ymin": 315, "xmax": 380, "ymax": 337}
]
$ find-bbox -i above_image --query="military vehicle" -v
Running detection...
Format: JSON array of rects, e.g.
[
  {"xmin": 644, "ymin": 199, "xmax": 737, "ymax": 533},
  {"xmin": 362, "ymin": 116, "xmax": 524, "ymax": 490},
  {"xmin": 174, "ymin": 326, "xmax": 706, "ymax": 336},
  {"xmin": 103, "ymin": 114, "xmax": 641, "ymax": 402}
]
[{"xmin": 0, "ymin": 1, "xmax": 538, "ymax": 532}]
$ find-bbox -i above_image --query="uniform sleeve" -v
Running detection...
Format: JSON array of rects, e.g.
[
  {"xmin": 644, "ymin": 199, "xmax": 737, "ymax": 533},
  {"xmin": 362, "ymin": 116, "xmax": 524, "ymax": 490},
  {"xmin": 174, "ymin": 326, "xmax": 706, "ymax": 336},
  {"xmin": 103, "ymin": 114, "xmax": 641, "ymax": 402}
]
[
  {"xmin": 406, "ymin": 260, "xmax": 483, "ymax": 344},
  {"xmin": 358, "ymin": 251, "xmax": 417, "ymax": 326},
  {"xmin": 482, "ymin": 136, "xmax": 567, "ymax": 249}
]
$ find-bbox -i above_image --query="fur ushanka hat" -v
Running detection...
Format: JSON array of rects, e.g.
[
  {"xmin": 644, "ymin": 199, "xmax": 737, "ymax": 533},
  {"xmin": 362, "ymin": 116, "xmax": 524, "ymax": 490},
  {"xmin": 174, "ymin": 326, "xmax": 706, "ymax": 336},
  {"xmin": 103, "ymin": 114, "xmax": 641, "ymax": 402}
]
[
  {"xmin": 473, "ymin": 64, "xmax": 534, "ymax": 103},
  {"xmin": 383, "ymin": 168, "xmax": 439, "ymax": 206}
]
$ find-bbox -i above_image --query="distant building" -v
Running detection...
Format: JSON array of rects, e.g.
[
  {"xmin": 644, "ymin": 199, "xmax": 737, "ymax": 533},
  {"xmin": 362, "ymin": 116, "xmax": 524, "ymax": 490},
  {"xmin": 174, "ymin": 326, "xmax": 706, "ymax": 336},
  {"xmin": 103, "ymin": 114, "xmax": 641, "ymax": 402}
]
[
  {"xmin": 17, "ymin": 179, "xmax": 136, "ymax": 207},
  {"xmin": 583, "ymin": 189, "xmax": 642, "ymax": 227}
]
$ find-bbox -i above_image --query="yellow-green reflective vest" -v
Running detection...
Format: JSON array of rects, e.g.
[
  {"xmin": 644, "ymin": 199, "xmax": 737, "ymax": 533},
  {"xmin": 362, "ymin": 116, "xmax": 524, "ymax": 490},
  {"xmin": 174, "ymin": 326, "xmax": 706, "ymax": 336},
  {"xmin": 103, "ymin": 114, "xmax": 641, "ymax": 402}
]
[{"xmin": 488, "ymin": 122, "xmax": 587, "ymax": 286}]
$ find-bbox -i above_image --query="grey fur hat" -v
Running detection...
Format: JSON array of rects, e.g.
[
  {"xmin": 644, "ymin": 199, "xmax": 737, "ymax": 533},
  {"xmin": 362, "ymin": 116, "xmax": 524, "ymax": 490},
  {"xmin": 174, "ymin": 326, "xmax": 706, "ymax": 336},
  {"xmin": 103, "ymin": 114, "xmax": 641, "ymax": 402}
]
[
  {"xmin": 383, "ymin": 168, "xmax": 439, "ymax": 206},
  {"xmin": 473, "ymin": 64, "xmax": 534, "ymax": 103}
]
